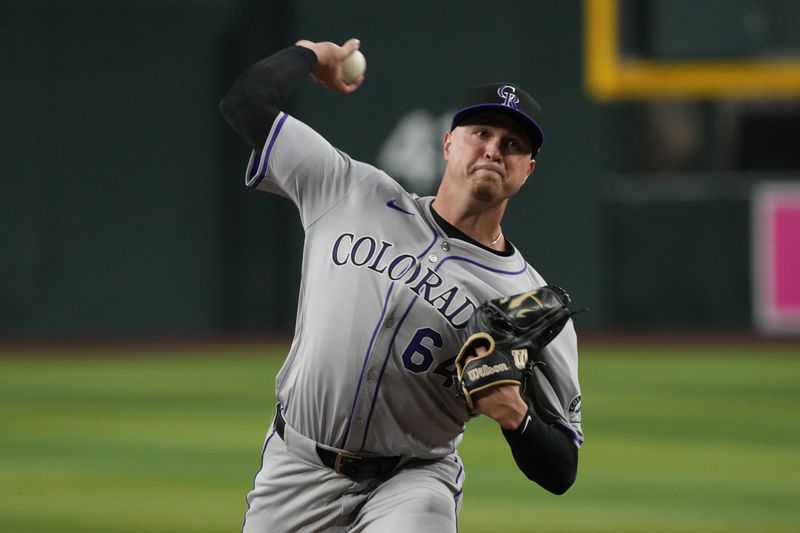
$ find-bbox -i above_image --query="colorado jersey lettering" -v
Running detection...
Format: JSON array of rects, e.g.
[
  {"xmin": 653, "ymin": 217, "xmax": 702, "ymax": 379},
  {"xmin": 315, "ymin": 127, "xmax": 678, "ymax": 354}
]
[{"xmin": 331, "ymin": 233, "xmax": 477, "ymax": 328}]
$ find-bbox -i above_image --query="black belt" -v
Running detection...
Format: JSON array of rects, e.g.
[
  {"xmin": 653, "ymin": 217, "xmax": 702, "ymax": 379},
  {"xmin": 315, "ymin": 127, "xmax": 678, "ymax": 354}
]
[{"xmin": 274, "ymin": 408, "xmax": 401, "ymax": 481}]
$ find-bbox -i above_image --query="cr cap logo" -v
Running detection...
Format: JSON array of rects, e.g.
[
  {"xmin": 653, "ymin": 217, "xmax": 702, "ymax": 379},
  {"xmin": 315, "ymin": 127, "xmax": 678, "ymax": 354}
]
[{"xmin": 497, "ymin": 85, "xmax": 520, "ymax": 109}]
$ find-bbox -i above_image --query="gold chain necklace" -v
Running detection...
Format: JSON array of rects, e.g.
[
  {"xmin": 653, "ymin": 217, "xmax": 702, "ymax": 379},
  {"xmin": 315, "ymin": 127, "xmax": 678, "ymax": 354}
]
[{"xmin": 488, "ymin": 228, "xmax": 503, "ymax": 246}]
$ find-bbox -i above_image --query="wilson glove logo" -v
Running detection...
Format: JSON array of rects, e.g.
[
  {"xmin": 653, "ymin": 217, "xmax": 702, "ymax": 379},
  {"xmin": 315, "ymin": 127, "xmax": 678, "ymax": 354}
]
[{"xmin": 467, "ymin": 362, "xmax": 510, "ymax": 381}]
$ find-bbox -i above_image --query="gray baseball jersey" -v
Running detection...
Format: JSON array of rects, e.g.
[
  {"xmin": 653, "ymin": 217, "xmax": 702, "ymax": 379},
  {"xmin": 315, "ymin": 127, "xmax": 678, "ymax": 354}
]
[{"xmin": 245, "ymin": 112, "xmax": 583, "ymax": 459}]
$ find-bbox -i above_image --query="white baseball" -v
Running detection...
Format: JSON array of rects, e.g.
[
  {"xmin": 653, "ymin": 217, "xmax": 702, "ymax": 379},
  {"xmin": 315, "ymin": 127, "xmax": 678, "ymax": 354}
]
[{"xmin": 342, "ymin": 50, "xmax": 366, "ymax": 82}]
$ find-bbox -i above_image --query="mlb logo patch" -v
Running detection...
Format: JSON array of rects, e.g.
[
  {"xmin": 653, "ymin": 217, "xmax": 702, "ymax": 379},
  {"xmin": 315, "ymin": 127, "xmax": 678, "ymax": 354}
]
[{"xmin": 568, "ymin": 395, "xmax": 582, "ymax": 423}]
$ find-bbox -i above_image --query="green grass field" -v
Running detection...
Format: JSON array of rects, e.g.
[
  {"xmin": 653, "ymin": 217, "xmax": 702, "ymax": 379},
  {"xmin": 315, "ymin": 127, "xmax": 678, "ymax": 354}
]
[{"xmin": 1, "ymin": 341, "xmax": 799, "ymax": 532}]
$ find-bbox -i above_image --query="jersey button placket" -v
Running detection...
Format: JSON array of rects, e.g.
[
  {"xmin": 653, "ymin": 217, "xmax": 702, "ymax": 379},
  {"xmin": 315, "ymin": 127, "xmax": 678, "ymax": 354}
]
[{"xmin": 346, "ymin": 292, "xmax": 403, "ymax": 449}]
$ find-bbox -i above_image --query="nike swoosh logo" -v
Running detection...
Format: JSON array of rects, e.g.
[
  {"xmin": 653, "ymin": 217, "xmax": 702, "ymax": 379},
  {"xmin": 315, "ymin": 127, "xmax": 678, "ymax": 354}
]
[{"xmin": 385, "ymin": 199, "xmax": 414, "ymax": 215}]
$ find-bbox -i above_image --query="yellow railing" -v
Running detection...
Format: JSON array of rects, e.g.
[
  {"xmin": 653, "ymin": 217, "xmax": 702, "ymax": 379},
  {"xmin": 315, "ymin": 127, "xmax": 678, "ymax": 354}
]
[{"xmin": 584, "ymin": 0, "xmax": 800, "ymax": 99}]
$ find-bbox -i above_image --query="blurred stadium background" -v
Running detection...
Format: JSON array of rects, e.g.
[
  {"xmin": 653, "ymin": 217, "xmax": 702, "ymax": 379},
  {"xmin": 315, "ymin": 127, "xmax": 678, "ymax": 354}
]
[{"xmin": 2, "ymin": 0, "xmax": 799, "ymax": 531}]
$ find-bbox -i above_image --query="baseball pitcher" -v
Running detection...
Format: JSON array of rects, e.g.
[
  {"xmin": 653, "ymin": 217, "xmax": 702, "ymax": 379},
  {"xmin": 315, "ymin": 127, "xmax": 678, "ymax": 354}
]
[{"xmin": 220, "ymin": 37, "xmax": 583, "ymax": 533}]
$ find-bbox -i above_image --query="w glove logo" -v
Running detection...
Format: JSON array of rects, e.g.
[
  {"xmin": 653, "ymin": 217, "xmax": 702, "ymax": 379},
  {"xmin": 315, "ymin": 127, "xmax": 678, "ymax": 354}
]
[{"xmin": 511, "ymin": 349, "xmax": 529, "ymax": 369}]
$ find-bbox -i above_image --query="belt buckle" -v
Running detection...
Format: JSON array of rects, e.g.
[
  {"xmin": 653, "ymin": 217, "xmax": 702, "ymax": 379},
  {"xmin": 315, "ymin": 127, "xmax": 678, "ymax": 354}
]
[{"xmin": 333, "ymin": 451, "xmax": 361, "ymax": 475}]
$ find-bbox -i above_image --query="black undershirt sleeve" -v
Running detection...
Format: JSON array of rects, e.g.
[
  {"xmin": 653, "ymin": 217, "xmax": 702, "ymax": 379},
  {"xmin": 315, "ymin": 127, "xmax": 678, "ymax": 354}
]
[
  {"xmin": 219, "ymin": 46, "xmax": 318, "ymax": 152},
  {"xmin": 502, "ymin": 406, "xmax": 578, "ymax": 494}
]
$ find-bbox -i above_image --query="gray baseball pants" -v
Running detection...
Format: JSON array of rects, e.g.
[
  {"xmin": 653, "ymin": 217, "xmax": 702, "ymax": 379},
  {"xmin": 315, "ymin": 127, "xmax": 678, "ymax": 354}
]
[{"xmin": 242, "ymin": 416, "xmax": 465, "ymax": 532}]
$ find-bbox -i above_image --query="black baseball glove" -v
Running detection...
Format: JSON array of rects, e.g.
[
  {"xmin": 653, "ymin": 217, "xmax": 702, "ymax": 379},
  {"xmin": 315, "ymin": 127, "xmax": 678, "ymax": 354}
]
[{"xmin": 454, "ymin": 285, "xmax": 573, "ymax": 410}]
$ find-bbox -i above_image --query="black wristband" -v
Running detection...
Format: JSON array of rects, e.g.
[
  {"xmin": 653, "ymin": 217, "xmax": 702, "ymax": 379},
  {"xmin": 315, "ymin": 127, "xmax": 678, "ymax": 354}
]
[{"xmin": 501, "ymin": 406, "xmax": 578, "ymax": 494}]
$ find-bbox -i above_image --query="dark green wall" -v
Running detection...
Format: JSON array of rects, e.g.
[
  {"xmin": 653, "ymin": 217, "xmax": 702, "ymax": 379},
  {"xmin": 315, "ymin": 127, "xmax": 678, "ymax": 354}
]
[
  {"xmin": 604, "ymin": 175, "xmax": 753, "ymax": 328},
  {"xmin": 2, "ymin": 0, "xmax": 237, "ymax": 336},
  {"xmin": 2, "ymin": 0, "xmax": 786, "ymax": 338}
]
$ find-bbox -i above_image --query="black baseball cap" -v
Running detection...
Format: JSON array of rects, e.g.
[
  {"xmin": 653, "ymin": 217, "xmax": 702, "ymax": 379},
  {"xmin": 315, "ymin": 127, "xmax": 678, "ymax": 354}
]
[{"xmin": 450, "ymin": 82, "xmax": 544, "ymax": 155}]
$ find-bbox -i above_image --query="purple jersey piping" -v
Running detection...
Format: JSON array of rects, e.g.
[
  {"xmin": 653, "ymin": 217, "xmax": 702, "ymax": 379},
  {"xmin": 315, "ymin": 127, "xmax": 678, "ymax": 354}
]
[
  {"xmin": 246, "ymin": 113, "xmax": 289, "ymax": 189},
  {"xmin": 450, "ymin": 454, "xmax": 464, "ymax": 531},
  {"xmin": 434, "ymin": 254, "xmax": 529, "ymax": 276},
  {"xmin": 356, "ymin": 228, "xmax": 440, "ymax": 451},
  {"xmin": 339, "ymin": 282, "xmax": 396, "ymax": 447},
  {"xmin": 556, "ymin": 420, "xmax": 585, "ymax": 446},
  {"xmin": 359, "ymin": 292, "xmax": 422, "ymax": 451},
  {"xmin": 358, "ymin": 243, "xmax": 527, "ymax": 450}
]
